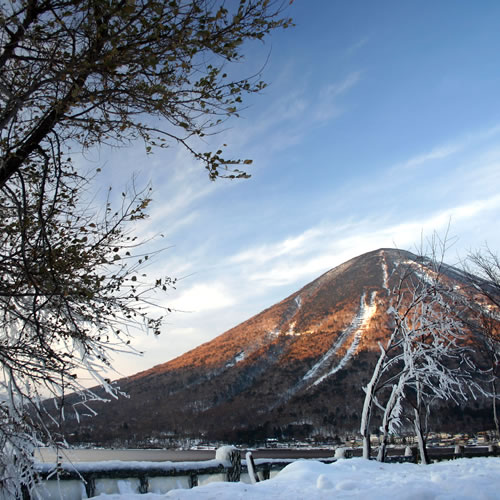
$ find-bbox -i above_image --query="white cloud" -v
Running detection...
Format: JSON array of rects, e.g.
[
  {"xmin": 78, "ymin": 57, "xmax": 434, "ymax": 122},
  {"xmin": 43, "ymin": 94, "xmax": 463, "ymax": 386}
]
[
  {"xmin": 230, "ymin": 227, "xmax": 324, "ymax": 265},
  {"xmin": 229, "ymin": 193, "xmax": 500, "ymax": 290},
  {"xmin": 168, "ymin": 282, "xmax": 236, "ymax": 313},
  {"xmin": 248, "ymin": 253, "xmax": 346, "ymax": 287},
  {"xmin": 104, "ymin": 187, "xmax": 500, "ymax": 379}
]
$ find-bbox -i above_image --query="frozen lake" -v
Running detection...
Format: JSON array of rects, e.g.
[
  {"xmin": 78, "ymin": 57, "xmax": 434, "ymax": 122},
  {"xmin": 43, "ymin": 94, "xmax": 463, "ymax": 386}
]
[
  {"xmin": 35, "ymin": 447, "xmax": 338, "ymax": 463},
  {"xmin": 35, "ymin": 448, "xmax": 215, "ymax": 463}
]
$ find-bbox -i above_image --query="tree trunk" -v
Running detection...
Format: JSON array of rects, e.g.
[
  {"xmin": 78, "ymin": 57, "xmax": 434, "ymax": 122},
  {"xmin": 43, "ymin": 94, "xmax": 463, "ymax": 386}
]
[
  {"xmin": 377, "ymin": 388, "xmax": 395, "ymax": 462},
  {"xmin": 414, "ymin": 407, "xmax": 430, "ymax": 465},
  {"xmin": 361, "ymin": 348, "xmax": 387, "ymax": 460},
  {"xmin": 362, "ymin": 435, "xmax": 371, "ymax": 460},
  {"xmin": 376, "ymin": 438, "xmax": 387, "ymax": 462},
  {"xmin": 493, "ymin": 379, "xmax": 499, "ymax": 440}
]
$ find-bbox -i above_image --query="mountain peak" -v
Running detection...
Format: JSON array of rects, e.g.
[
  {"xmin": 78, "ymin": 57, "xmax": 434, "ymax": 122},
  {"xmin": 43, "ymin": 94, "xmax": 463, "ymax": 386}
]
[{"xmin": 72, "ymin": 248, "xmax": 493, "ymax": 445}]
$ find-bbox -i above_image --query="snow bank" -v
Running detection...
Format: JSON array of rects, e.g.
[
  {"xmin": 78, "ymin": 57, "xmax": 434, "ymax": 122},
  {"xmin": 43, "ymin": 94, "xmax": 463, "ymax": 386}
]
[
  {"xmin": 214, "ymin": 446, "xmax": 237, "ymax": 463},
  {"xmin": 89, "ymin": 457, "xmax": 500, "ymax": 499}
]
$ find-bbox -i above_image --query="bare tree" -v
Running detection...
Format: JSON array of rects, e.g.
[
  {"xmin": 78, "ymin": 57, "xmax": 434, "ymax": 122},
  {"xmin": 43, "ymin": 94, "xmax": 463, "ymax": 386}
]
[
  {"xmin": 0, "ymin": 0, "xmax": 291, "ymax": 188},
  {"xmin": 475, "ymin": 314, "xmax": 500, "ymax": 438},
  {"xmin": 0, "ymin": 2, "xmax": 292, "ymax": 495},
  {"xmin": 361, "ymin": 241, "xmax": 480, "ymax": 463},
  {"xmin": 462, "ymin": 247, "xmax": 500, "ymax": 439},
  {"xmin": 389, "ymin": 269, "xmax": 475, "ymax": 465},
  {"xmin": 360, "ymin": 258, "xmax": 413, "ymax": 460},
  {"xmin": 0, "ymin": 155, "xmax": 175, "ymax": 496},
  {"xmin": 466, "ymin": 248, "xmax": 500, "ymax": 308}
]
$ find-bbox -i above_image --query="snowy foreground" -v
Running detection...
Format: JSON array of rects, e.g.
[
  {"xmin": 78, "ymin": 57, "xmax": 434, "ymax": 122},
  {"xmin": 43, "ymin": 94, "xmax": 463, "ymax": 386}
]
[{"xmin": 91, "ymin": 457, "xmax": 500, "ymax": 500}]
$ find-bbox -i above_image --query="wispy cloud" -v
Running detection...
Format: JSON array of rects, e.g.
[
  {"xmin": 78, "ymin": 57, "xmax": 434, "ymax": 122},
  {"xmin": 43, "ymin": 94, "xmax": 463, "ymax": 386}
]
[
  {"xmin": 323, "ymin": 72, "xmax": 363, "ymax": 99},
  {"xmin": 343, "ymin": 37, "xmax": 369, "ymax": 58},
  {"xmin": 314, "ymin": 71, "xmax": 363, "ymax": 122},
  {"xmin": 400, "ymin": 144, "xmax": 462, "ymax": 169},
  {"xmin": 397, "ymin": 123, "xmax": 500, "ymax": 171},
  {"xmin": 220, "ymin": 68, "xmax": 363, "ymax": 161},
  {"xmin": 229, "ymin": 227, "xmax": 324, "ymax": 265},
  {"xmin": 226, "ymin": 193, "xmax": 500, "ymax": 290}
]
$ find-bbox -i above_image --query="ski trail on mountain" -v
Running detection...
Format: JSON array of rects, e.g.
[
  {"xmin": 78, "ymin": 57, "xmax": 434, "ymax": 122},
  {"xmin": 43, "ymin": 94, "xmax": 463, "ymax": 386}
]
[
  {"xmin": 269, "ymin": 291, "xmax": 377, "ymax": 410},
  {"xmin": 302, "ymin": 292, "xmax": 368, "ymax": 383},
  {"xmin": 302, "ymin": 291, "xmax": 377, "ymax": 387},
  {"xmin": 312, "ymin": 291, "xmax": 377, "ymax": 386},
  {"xmin": 380, "ymin": 250, "xmax": 390, "ymax": 294},
  {"xmin": 295, "ymin": 295, "xmax": 302, "ymax": 309}
]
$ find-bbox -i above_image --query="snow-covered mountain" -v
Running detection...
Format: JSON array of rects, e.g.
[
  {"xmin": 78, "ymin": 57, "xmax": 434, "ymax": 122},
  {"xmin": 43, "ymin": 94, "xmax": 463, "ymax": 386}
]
[{"xmin": 70, "ymin": 248, "xmax": 497, "ymax": 445}]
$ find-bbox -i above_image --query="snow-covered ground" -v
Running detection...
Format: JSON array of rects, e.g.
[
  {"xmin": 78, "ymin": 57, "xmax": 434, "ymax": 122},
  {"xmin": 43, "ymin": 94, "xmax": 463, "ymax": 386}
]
[{"xmin": 90, "ymin": 457, "xmax": 500, "ymax": 500}]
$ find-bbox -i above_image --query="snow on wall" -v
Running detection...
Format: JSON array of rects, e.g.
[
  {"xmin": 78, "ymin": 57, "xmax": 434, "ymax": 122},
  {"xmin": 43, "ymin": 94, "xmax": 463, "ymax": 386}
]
[{"xmin": 32, "ymin": 479, "xmax": 88, "ymax": 500}]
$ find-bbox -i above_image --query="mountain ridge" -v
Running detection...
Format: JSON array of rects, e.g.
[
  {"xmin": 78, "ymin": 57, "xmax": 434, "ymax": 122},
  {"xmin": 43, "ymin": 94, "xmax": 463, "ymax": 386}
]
[{"xmin": 69, "ymin": 248, "xmax": 496, "ymax": 445}]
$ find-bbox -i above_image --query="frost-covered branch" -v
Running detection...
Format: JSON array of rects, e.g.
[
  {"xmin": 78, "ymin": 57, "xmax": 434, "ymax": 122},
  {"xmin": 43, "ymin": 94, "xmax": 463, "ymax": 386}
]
[
  {"xmin": 361, "ymin": 238, "xmax": 483, "ymax": 463},
  {"xmin": 0, "ymin": 158, "xmax": 172, "ymax": 496}
]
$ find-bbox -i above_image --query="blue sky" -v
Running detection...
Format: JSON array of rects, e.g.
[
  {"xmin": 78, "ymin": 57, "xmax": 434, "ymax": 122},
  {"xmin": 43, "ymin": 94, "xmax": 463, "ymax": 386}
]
[{"xmin": 84, "ymin": 1, "xmax": 500, "ymax": 380}]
